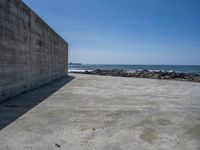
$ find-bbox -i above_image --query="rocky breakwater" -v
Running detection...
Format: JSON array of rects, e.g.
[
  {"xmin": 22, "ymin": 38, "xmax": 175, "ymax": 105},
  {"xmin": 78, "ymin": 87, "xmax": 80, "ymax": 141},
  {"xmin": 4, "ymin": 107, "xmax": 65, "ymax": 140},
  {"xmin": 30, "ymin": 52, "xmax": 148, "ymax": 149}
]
[{"xmin": 71, "ymin": 69, "xmax": 200, "ymax": 82}]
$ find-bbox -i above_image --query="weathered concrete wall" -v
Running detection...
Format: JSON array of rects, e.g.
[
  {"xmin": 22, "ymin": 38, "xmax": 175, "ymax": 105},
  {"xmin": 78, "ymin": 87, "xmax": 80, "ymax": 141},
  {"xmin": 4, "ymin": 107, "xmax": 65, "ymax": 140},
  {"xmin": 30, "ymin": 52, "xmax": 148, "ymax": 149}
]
[{"xmin": 0, "ymin": 0, "xmax": 68, "ymax": 102}]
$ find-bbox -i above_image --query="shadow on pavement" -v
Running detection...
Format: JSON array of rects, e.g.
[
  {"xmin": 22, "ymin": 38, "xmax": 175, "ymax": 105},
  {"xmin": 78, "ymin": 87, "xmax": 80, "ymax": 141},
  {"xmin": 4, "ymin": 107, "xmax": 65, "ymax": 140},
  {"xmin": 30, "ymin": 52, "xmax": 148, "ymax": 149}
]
[{"xmin": 0, "ymin": 76, "xmax": 74, "ymax": 130}]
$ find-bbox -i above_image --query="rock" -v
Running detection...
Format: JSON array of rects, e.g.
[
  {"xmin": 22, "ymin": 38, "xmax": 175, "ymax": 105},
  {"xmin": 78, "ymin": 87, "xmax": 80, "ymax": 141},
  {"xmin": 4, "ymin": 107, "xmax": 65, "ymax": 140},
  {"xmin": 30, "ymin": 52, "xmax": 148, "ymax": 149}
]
[
  {"xmin": 55, "ymin": 143, "xmax": 61, "ymax": 148},
  {"xmin": 170, "ymin": 73, "xmax": 177, "ymax": 79},
  {"xmin": 84, "ymin": 71, "xmax": 91, "ymax": 74},
  {"xmin": 164, "ymin": 75, "xmax": 170, "ymax": 79},
  {"xmin": 152, "ymin": 73, "xmax": 159, "ymax": 79},
  {"xmin": 73, "ymin": 69, "xmax": 200, "ymax": 82}
]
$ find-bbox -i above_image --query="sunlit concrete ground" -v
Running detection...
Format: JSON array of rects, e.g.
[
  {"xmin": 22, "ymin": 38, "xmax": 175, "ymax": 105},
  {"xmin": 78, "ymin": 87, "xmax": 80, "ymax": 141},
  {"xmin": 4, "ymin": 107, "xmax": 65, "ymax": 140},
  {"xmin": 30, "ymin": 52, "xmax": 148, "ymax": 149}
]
[{"xmin": 0, "ymin": 73, "xmax": 200, "ymax": 150}]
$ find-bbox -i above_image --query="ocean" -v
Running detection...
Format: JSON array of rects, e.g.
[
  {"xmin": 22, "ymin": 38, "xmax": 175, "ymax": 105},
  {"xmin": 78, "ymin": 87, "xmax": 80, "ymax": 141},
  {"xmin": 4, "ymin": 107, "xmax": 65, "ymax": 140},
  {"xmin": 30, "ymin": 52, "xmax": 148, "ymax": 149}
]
[{"xmin": 69, "ymin": 64, "xmax": 200, "ymax": 74}]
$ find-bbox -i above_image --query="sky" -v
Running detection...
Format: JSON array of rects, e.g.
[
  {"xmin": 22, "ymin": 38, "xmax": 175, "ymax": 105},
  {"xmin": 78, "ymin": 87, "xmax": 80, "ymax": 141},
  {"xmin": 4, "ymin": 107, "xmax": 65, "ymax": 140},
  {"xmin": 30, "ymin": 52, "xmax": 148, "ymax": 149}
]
[{"xmin": 23, "ymin": 0, "xmax": 200, "ymax": 65}]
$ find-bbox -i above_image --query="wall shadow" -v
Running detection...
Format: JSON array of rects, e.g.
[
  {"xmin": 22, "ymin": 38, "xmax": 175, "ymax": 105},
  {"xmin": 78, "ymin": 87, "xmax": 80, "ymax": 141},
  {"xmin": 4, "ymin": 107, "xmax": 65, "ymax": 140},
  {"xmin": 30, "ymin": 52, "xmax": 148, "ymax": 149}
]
[{"xmin": 0, "ymin": 76, "xmax": 74, "ymax": 130}]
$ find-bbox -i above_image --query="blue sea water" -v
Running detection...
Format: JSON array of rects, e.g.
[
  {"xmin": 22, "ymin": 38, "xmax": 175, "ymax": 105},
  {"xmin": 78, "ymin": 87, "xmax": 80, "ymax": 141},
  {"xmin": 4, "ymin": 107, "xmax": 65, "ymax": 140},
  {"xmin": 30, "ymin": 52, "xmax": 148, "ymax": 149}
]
[{"xmin": 69, "ymin": 64, "xmax": 200, "ymax": 74}]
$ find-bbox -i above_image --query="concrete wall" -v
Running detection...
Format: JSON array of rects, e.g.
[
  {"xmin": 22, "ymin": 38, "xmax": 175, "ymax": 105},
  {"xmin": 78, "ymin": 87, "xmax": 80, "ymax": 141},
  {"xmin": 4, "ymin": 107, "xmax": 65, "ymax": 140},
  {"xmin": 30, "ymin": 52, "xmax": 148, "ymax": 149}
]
[{"xmin": 0, "ymin": 0, "xmax": 68, "ymax": 102}]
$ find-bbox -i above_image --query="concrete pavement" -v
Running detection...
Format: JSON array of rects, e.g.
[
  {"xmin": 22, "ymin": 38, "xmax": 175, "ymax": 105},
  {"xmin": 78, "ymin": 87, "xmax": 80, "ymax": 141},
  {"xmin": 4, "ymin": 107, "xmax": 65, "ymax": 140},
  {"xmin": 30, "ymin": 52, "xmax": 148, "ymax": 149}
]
[{"xmin": 0, "ymin": 73, "xmax": 200, "ymax": 150}]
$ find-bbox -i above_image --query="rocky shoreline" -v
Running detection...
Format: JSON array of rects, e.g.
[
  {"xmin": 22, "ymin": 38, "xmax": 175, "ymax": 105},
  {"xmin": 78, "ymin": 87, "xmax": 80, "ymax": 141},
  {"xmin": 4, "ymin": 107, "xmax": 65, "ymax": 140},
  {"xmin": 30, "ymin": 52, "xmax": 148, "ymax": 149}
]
[{"xmin": 71, "ymin": 69, "xmax": 200, "ymax": 82}]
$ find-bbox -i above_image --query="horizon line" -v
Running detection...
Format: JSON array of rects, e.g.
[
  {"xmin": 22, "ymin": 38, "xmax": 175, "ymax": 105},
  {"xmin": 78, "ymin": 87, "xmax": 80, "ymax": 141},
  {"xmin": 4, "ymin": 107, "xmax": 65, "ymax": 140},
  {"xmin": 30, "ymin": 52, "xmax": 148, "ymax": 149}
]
[{"xmin": 69, "ymin": 63, "xmax": 200, "ymax": 66}]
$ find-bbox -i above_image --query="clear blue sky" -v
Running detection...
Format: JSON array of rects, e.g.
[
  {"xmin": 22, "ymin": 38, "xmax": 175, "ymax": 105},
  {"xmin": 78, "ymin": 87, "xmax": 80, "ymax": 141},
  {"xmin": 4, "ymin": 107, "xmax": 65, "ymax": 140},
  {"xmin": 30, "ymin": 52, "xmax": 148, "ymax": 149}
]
[{"xmin": 23, "ymin": 0, "xmax": 200, "ymax": 65}]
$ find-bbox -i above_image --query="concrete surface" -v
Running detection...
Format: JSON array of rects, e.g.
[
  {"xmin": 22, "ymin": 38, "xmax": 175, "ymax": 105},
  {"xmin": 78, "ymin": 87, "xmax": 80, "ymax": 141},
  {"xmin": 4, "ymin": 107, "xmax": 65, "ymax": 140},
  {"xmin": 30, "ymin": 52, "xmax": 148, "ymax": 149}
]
[
  {"xmin": 0, "ymin": 0, "xmax": 68, "ymax": 102},
  {"xmin": 0, "ymin": 73, "xmax": 200, "ymax": 150}
]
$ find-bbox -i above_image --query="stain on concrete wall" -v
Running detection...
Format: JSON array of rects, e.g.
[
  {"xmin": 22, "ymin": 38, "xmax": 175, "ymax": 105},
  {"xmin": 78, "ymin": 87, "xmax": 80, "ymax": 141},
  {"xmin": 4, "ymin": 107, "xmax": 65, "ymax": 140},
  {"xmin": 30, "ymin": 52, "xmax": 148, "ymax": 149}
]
[{"xmin": 0, "ymin": 0, "xmax": 68, "ymax": 101}]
